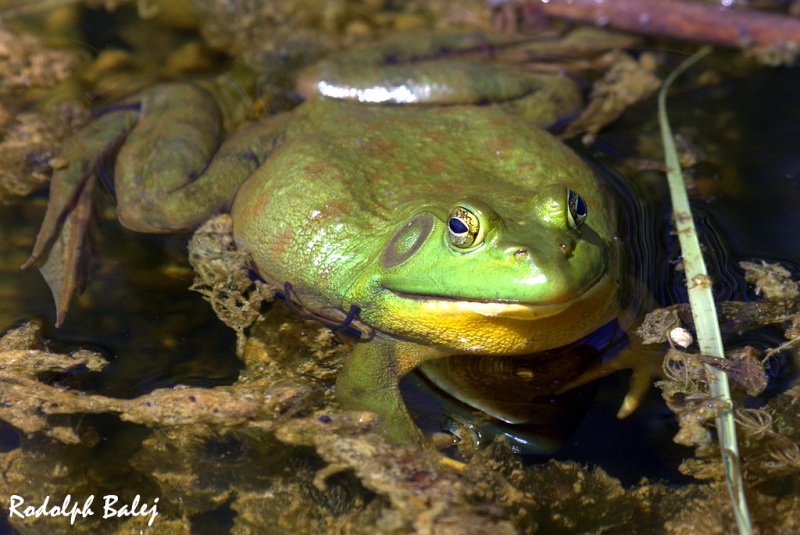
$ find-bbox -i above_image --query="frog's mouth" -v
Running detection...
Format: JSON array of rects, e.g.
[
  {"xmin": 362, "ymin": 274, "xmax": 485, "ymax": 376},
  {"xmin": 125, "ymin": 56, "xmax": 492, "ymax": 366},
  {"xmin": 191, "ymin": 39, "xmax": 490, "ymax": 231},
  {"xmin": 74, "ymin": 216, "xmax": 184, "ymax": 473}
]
[
  {"xmin": 386, "ymin": 292, "xmax": 572, "ymax": 320},
  {"xmin": 385, "ymin": 268, "xmax": 610, "ymax": 321}
]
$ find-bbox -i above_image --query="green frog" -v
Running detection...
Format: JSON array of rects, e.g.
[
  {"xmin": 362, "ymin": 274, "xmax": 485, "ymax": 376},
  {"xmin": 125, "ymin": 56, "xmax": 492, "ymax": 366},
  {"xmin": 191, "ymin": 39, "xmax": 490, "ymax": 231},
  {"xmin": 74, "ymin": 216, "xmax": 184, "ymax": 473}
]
[{"xmin": 24, "ymin": 31, "xmax": 626, "ymax": 445}]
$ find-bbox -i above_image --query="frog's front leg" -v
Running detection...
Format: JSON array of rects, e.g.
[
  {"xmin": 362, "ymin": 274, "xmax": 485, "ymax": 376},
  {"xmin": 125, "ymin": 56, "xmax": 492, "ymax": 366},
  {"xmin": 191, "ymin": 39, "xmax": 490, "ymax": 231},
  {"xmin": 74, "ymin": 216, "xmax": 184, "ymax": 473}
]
[{"xmin": 336, "ymin": 334, "xmax": 443, "ymax": 445}]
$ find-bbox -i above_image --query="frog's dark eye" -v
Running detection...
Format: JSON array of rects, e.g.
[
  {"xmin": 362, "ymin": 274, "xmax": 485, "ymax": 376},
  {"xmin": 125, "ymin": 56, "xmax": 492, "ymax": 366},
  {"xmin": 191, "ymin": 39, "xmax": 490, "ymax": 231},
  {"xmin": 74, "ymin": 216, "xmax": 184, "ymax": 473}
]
[
  {"xmin": 567, "ymin": 189, "xmax": 587, "ymax": 231},
  {"xmin": 446, "ymin": 206, "xmax": 481, "ymax": 249}
]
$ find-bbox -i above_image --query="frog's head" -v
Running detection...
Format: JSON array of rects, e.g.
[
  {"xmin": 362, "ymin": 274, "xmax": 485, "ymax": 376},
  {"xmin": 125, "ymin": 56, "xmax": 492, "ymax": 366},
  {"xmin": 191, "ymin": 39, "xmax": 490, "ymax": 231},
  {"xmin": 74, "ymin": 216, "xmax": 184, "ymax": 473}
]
[{"xmin": 351, "ymin": 183, "xmax": 618, "ymax": 355}]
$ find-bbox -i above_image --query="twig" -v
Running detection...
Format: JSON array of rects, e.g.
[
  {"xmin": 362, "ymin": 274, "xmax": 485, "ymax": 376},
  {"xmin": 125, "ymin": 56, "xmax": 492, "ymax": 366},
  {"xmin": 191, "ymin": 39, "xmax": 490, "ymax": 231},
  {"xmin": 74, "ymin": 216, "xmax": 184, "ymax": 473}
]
[{"xmin": 529, "ymin": 0, "xmax": 800, "ymax": 49}]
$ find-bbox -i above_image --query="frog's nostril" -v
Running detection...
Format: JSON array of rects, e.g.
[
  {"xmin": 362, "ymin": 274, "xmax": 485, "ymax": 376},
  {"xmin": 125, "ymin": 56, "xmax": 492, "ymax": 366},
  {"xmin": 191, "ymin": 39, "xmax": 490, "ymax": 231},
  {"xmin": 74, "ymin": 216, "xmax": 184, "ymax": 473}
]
[{"xmin": 511, "ymin": 248, "xmax": 529, "ymax": 258}]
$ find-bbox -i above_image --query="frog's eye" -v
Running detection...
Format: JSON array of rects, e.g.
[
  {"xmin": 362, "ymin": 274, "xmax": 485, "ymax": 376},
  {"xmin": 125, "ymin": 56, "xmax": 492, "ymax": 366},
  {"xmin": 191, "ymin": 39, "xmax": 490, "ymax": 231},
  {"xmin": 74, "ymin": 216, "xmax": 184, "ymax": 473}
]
[
  {"xmin": 447, "ymin": 206, "xmax": 482, "ymax": 249},
  {"xmin": 566, "ymin": 189, "xmax": 587, "ymax": 231}
]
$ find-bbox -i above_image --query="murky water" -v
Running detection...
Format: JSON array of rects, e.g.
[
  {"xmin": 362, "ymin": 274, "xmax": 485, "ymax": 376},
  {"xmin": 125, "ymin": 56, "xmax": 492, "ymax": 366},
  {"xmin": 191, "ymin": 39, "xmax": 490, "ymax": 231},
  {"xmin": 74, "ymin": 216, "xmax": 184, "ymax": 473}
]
[
  {"xmin": 0, "ymin": 4, "xmax": 799, "ymax": 533},
  {"xmin": 558, "ymin": 65, "xmax": 800, "ymax": 483}
]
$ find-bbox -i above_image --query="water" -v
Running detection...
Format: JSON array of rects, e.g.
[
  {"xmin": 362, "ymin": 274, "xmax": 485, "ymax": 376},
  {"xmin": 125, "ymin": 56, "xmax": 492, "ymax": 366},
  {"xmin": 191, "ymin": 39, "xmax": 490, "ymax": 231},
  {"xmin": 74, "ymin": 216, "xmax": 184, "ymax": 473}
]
[
  {"xmin": 555, "ymin": 64, "xmax": 800, "ymax": 484},
  {"xmin": 0, "ymin": 7, "xmax": 798, "ymax": 532}
]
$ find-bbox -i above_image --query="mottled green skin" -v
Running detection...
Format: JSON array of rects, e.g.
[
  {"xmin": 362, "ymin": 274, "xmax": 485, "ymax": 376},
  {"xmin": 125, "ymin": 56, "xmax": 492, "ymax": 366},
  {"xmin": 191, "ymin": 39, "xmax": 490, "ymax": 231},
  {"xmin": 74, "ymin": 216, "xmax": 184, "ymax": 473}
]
[{"xmin": 28, "ymin": 35, "xmax": 621, "ymax": 445}]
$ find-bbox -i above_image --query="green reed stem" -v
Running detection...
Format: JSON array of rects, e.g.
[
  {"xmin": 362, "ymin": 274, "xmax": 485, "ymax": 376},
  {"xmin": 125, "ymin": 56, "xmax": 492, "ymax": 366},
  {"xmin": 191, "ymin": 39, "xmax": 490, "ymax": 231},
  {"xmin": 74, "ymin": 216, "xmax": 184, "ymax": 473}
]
[{"xmin": 658, "ymin": 46, "xmax": 752, "ymax": 535}]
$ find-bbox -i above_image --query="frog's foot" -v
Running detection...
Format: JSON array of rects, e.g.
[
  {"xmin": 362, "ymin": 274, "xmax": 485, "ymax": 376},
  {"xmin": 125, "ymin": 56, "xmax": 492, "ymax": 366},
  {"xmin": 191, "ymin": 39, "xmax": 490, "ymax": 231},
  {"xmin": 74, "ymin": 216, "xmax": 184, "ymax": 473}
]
[
  {"xmin": 556, "ymin": 339, "xmax": 665, "ymax": 418},
  {"xmin": 336, "ymin": 335, "xmax": 441, "ymax": 446},
  {"xmin": 21, "ymin": 108, "xmax": 140, "ymax": 326}
]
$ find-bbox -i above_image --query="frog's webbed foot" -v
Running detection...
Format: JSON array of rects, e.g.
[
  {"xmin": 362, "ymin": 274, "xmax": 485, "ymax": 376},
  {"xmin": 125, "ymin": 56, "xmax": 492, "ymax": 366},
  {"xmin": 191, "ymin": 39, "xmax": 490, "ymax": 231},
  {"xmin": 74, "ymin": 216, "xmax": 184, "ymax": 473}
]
[
  {"xmin": 22, "ymin": 109, "xmax": 139, "ymax": 326},
  {"xmin": 556, "ymin": 338, "xmax": 665, "ymax": 418},
  {"xmin": 30, "ymin": 176, "xmax": 95, "ymax": 328}
]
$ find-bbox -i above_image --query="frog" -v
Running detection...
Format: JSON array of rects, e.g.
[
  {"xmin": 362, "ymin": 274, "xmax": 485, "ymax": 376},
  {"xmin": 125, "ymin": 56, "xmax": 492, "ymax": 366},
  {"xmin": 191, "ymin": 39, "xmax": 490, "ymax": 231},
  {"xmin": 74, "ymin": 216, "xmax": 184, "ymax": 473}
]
[{"xmin": 23, "ymin": 30, "xmax": 632, "ymax": 446}]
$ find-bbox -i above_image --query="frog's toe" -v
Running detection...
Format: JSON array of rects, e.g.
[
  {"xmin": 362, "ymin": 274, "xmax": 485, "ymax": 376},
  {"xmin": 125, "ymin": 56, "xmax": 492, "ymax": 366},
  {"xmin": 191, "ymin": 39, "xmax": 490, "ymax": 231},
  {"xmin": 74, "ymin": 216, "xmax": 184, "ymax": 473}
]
[
  {"xmin": 37, "ymin": 175, "xmax": 97, "ymax": 327},
  {"xmin": 617, "ymin": 364, "xmax": 654, "ymax": 418},
  {"xmin": 556, "ymin": 342, "xmax": 665, "ymax": 418}
]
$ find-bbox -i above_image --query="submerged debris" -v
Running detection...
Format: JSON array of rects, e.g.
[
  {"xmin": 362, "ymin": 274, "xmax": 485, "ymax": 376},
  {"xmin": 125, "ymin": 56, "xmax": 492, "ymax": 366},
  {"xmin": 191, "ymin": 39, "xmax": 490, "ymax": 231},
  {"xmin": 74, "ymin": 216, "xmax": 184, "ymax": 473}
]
[
  {"xmin": 648, "ymin": 259, "xmax": 800, "ymax": 508},
  {"xmin": 0, "ymin": 26, "xmax": 88, "ymax": 202},
  {"xmin": 188, "ymin": 215, "xmax": 275, "ymax": 356},
  {"xmin": 561, "ymin": 49, "xmax": 661, "ymax": 144},
  {"xmin": 740, "ymin": 260, "xmax": 800, "ymax": 302},
  {"xmin": 0, "ymin": 26, "xmax": 79, "ymax": 89}
]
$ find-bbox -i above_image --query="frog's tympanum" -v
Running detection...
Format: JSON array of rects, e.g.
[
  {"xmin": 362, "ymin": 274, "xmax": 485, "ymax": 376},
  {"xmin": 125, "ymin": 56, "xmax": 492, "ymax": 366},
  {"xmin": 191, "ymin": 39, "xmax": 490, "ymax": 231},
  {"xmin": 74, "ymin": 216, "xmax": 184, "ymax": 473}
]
[{"xmin": 24, "ymin": 33, "xmax": 622, "ymax": 445}]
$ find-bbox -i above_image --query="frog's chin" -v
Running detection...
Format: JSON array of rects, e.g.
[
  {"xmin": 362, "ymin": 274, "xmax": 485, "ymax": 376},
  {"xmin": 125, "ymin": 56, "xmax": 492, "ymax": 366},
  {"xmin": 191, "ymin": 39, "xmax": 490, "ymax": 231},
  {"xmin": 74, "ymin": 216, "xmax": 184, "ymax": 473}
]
[{"xmin": 386, "ymin": 292, "xmax": 572, "ymax": 320}]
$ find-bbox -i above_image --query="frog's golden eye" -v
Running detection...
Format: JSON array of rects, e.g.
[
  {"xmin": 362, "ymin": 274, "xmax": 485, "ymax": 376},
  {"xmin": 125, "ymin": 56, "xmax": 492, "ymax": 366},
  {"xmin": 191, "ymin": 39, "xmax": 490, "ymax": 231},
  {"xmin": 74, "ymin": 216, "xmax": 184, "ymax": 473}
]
[
  {"xmin": 566, "ymin": 189, "xmax": 587, "ymax": 231},
  {"xmin": 447, "ymin": 206, "xmax": 481, "ymax": 249}
]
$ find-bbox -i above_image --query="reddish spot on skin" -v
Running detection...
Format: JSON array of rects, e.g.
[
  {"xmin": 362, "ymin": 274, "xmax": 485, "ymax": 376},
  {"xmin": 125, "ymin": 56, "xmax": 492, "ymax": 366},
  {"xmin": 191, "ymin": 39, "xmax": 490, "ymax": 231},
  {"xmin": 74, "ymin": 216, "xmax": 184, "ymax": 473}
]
[
  {"xmin": 422, "ymin": 130, "xmax": 446, "ymax": 142},
  {"xmin": 425, "ymin": 156, "xmax": 449, "ymax": 175},
  {"xmin": 322, "ymin": 198, "xmax": 354, "ymax": 219},
  {"xmin": 394, "ymin": 161, "xmax": 408, "ymax": 172},
  {"xmin": 306, "ymin": 198, "xmax": 355, "ymax": 227},
  {"xmin": 514, "ymin": 162, "xmax": 542, "ymax": 175},
  {"xmin": 394, "ymin": 117, "xmax": 427, "ymax": 130},
  {"xmin": 366, "ymin": 172, "xmax": 386, "ymax": 186},
  {"xmin": 303, "ymin": 161, "xmax": 331, "ymax": 178},
  {"xmin": 334, "ymin": 113, "xmax": 357, "ymax": 126},
  {"xmin": 360, "ymin": 139, "xmax": 397, "ymax": 159},
  {"xmin": 484, "ymin": 135, "xmax": 516, "ymax": 159},
  {"xmin": 439, "ymin": 182, "xmax": 466, "ymax": 195},
  {"xmin": 270, "ymin": 226, "xmax": 296, "ymax": 260},
  {"xmin": 489, "ymin": 117, "xmax": 507, "ymax": 128},
  {"xmin": 249, "ymin": 188, "xmax": 272, "ymax": 219}
]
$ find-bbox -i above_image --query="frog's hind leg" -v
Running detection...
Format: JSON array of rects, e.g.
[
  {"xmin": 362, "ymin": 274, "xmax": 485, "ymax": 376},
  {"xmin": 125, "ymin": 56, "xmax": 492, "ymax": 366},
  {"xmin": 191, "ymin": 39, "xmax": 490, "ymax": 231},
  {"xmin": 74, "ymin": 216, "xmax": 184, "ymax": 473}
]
[
  {"xmin": 111, "ymin": 84, "xmax": 289, "ymax": 234},
  {"xmin": 24, "ymin": 83, "xmax": 285, "ymax": 326}
]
